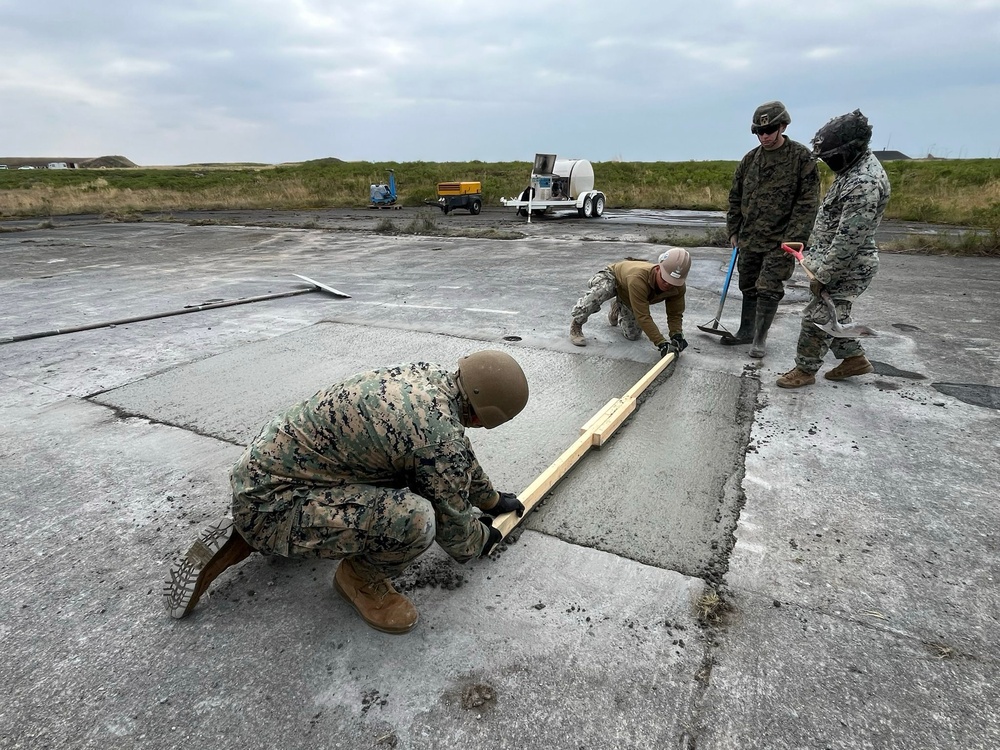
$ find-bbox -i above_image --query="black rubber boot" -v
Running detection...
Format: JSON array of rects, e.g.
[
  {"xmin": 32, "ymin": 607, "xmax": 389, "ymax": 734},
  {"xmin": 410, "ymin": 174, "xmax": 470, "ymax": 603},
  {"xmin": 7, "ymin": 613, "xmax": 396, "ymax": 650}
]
[
  {"xmin": 720, "ymin": 297, "xmax": 757, "ymax": 345},
  {"xmin": 748, "ymin": 299, "xmax": 780, "ymax": 358}
]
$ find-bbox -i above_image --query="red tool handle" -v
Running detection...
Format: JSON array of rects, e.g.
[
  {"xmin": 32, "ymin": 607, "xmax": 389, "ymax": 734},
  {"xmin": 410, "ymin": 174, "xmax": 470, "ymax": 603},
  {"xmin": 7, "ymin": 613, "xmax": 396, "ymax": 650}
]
[{"xmin": 781, "ymin": 242, "xmax": 804, "ymax": 262}]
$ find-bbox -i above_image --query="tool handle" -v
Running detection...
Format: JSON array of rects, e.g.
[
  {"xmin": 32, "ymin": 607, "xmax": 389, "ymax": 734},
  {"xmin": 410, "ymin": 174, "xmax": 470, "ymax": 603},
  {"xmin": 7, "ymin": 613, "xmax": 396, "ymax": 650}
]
[
  {"xmin": 781, "ymin": 242, "xmax": 816, "ymax": 281},
  {"xmin": 780, "ymin": 242, "xmax": 804, "ymax": 262}
]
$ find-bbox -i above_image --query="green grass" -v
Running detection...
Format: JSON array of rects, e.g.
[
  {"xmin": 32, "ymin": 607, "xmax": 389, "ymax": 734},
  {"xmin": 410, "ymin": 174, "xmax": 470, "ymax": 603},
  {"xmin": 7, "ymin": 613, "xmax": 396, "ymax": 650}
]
[{"xmin": 2, "ymin": 156, "xmax": 999, "ymax": 249}]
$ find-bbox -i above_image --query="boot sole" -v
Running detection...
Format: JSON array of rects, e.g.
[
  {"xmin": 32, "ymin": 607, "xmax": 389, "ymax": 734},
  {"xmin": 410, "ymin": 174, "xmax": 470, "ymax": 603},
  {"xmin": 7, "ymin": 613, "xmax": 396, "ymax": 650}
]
[
  {"xmin": 334, "ymin": 574, "xmax": 418, "ymax": 635},
  {"xmin": 163, "ymin": 518, "xmax": 249, "ymax": 619}
]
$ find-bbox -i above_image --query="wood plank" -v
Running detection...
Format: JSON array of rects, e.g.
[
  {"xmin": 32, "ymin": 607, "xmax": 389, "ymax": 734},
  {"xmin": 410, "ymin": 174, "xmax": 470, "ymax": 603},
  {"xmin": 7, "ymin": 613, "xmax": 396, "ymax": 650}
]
[{"xmin": 491, "ymin": 352, "xmax": 676, "ymax": 538}]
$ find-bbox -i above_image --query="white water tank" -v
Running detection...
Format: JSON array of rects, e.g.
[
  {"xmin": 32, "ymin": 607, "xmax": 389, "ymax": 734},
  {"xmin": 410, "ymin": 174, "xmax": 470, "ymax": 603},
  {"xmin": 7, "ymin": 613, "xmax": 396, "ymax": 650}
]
[{"xmin": 552, "ymin": 159, "xmax": 594, "ymax": 199}]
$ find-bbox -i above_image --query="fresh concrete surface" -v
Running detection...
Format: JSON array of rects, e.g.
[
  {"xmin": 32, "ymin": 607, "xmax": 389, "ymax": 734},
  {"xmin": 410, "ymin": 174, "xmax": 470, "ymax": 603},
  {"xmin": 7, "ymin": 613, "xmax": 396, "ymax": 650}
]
[{"xmin": 1, "ymin": 213, "xmax": 998, "ymax": 749}]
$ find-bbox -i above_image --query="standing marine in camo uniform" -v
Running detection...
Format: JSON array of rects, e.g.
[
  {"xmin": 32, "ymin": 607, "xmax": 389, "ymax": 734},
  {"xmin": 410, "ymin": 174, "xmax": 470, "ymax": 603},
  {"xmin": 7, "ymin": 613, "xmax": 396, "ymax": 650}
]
[
  {"xmin": 724, "ymin": 101, "xmax": 820, "ymax": 357},
  {"xmin": 777, "ymin": 110, "xmax": 891, "ymax": 389},
  {"xmin": 163, "ymin": 351, "xmax": 529, "ymax": 634}
]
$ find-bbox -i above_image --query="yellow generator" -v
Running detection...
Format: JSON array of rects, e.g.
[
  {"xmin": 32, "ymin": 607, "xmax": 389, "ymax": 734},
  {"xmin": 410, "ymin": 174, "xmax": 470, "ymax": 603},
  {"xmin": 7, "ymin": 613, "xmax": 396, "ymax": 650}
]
[{"xmin": 426, "ymin": 181, "xmax": 483, "ymax": 215}]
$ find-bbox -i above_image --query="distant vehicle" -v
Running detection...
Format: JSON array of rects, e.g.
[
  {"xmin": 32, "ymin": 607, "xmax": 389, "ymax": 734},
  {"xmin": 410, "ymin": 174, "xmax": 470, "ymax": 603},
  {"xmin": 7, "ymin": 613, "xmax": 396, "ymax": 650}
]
[
  {"xmin": 501, "ymin": 153, "xmax": 606, "ymax": 220},
  {"xmin": 0, "ymin": 164, "xmax": 7, "ymax": 169},
  {"xmin": 17, "ymin": 166, "xmax": 35, "ymax": 170},
  {"xmin": 47, "ymin": 162, "xmax": 69, "ymax": 169}
]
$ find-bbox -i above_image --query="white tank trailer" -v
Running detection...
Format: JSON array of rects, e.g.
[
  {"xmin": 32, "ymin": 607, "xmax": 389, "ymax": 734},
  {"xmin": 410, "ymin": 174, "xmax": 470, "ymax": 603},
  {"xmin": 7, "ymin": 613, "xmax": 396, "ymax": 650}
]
[{"xmin": 501, "ymin": 154, "xmax": 606, "ymax": 220}]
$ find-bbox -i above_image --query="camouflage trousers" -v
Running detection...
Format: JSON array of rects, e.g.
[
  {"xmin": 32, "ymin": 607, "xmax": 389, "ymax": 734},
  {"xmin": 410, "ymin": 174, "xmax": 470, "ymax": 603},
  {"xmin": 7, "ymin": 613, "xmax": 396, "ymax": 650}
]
[
  {"xmin": 233, "ymin": 485, "xmax": 435, "ymax": 582},
  {"xmin": 794, "ymin": 276, "xmax": 875, "ymax": 373},
  {"xmin": 571, "ymin": 269, "xmax": 642, "ymax": 340},
  {"xmin": 736, "ymin": 247, "xmax": 796, "ymax": 303}
]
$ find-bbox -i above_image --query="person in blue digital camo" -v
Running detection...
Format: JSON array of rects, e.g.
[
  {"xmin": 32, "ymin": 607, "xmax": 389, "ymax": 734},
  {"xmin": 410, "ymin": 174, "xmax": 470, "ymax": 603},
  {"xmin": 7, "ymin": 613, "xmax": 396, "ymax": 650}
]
[
  {"xmin": 777, "ymin": 110, "xmax": 891, "ymax": 388},
  {"xmin": 724, "ymin": 101, "xmax": 820, "ymax": 358},
  {"xmin": 164, "ymin": 351, "xmax": 529, "ymax": 634}
]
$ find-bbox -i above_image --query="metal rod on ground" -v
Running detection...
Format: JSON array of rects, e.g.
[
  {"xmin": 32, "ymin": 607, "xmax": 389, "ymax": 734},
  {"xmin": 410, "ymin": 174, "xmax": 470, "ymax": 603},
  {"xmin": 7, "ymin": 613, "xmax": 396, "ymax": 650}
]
[
  {"xmin": 0, "ymin": 275, "xmax": 351, "ymax": 345},
  {"xmin": 493, "ymin": 351, "xmax": 677, "ymax": 538}
]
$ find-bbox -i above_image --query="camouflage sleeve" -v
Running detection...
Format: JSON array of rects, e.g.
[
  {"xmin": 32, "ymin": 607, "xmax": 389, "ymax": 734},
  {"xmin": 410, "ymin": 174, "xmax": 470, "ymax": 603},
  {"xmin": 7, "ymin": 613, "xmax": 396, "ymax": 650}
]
[
  {"xmin": 811, "ymin": 182, "xmax": 882, "ymax": 286},
  {"xmin": 625, "ymin": 275, "xmax": 666, "ymax": 346},
  {"xmin": 411, "ymin": 438, "xmax": 489, "ymax": 563},
  {"xmin": 664, "ymin": 289, "xmax": 686, "ymax": 336},
  {"xmin": 787, "ymin": 157, "xmax": 820, "ymax": 242},
  {"xmin": 726, "ymin": 157, "xmax": 747, "ymax": 238}
]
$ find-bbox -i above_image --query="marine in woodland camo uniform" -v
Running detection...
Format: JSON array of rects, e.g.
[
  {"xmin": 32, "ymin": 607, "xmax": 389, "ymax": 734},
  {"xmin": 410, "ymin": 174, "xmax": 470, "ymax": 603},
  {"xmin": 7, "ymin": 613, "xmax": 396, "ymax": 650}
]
[
  {"xmin": 794, "ymin": 149, "xmax": 891, "ymax": 373},
  {"xmin": 230, "ymin": 362, "xmax": 502, "ymax": 580},
  {"xmin": 727, "ymin": 129, "xmax": 820, "ymax": 302}
]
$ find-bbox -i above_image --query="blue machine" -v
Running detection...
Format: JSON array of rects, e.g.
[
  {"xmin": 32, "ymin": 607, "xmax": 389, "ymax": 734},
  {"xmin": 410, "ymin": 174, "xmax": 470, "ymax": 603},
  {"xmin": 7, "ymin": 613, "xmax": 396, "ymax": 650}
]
[{"xmin": 369, "ymin": 170, "xmax": 397, "ymax": 207}]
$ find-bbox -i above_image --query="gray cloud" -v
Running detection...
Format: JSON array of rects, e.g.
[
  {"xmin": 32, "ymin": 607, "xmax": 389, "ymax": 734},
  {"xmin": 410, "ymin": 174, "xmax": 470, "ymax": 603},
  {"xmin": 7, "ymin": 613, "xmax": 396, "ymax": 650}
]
[{"xmin": 1, "ymin": 0, "xmax": 998, "ymax": 163}]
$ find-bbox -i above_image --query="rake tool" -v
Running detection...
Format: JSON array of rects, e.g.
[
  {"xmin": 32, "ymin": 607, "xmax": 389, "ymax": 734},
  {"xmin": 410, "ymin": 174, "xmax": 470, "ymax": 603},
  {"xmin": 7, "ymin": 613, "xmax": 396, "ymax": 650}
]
[{"xmin": 697, "ymin": 245, "xmax": 739, "ymax": 336}]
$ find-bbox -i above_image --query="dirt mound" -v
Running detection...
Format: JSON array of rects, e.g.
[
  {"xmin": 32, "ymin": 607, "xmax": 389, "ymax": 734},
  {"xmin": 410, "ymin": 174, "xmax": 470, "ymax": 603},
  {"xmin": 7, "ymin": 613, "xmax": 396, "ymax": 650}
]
[{"xmin": 79, "ymin": 155, "xmax": 138, "ymax": 169}]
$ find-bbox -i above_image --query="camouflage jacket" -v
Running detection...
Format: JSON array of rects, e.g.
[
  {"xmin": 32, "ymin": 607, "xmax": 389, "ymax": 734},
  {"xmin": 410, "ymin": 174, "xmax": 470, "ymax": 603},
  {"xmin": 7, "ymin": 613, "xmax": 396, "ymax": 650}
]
[
  {"xmin": 727, "ymin": 138, "xmax": 820, "ymax": 253},
  {"xmin": 806, "ymin": 150, "xmax": 891, "ymax": 290},
  {"xmin": 229, "ymin": 363, "xmax": 498, "ymax": 562},
  {"xmin": 609, "ymin": 260, "xmax": 686, "ymax": 344}
]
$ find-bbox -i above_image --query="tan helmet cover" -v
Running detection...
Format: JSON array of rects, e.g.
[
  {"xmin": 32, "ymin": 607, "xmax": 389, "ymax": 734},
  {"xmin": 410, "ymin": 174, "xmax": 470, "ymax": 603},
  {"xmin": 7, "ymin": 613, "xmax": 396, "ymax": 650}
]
[
  {"xmin": 657, "ymin": 247, "xmax": 691, "ymax": 287},
  {"xmin": 456, "ymin": 350, "xmax": 529, "ymax": 429}
]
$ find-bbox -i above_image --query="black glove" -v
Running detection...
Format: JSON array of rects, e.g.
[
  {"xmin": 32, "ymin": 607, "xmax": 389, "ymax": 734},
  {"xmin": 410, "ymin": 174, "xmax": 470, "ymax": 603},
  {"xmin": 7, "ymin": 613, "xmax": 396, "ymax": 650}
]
[
  {"xmin": 670, "ymin": 332, "xmax": 688, "ymax": 352},
  {"xmin": 809, "ymin": 280, "xmax": 825, "ymax": 297},
  {"xmin": 486, "ymin": 491, "xmax": 524, "ymax": 518},
  {"xmin": 657, "ymin": 340, "xmax": 679, "ymax": 358},
  {"xmin": 480, "ymin": 519, "xmax": 503, "ymax": 557}
]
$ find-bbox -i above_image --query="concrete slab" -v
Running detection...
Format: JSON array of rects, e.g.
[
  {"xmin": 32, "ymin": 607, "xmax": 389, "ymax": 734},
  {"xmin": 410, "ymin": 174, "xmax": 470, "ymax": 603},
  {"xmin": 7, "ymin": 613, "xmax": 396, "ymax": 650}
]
[
  {"xmin": 694, "ymin": 591, "xmax": 1000, "ymax": 749},
  {"xmin": 526, "ymin": 365, "xmax": 757, "ymax": 582},
  {"xmin": 2, "ymin": 217, "xmax": 999, "ymax": 749},
  {"xmin": 1, "ymin": 399, "xmax": 706, "ymax": 750},
  {"xmin": 90, "ymin": 322, "xmax": 751, "ymax": 580}
]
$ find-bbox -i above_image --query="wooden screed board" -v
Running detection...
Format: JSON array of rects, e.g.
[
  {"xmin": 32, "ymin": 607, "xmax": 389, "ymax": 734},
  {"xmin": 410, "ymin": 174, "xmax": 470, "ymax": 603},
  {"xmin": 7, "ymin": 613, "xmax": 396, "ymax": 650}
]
[{"xmin": 493, "ymin": 352, "xmax": 676, "ymax": 537}]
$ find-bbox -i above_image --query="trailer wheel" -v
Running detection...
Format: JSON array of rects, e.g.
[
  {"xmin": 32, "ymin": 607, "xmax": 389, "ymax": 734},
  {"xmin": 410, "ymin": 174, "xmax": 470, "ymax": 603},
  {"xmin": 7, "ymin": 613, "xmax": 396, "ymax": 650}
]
[
  {"xmin": 592, "ymin": 194, "xmax": 605, "ymax": 218},
  {"xmin": 582, "ymin": 195, "xmax": 594, "ymax": 218},
  {"xmin": 469, "ymin": 198, "xmax": 482, "ymax": 215},
  {"xmin": 518, "ymin": 208, "xmax": 528, "ymax": 217}
]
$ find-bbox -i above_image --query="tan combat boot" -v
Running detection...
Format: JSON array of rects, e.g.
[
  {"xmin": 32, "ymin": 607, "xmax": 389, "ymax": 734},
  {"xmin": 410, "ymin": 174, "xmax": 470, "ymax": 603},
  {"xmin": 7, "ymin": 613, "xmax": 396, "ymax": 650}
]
[
  {"xmin": 570, "ymin": 320, "xmax": 586, "ymax": 347},
  {"xmin": 776, "ymin": 367, "xmax": 816, "ymax": 389},
  {"xmin": 164, "ymin": 517, "xmax": 255, "ymax": 619},
  {"xmin": 334, "ymin": 558, "xmax": 419, "ymax": 635},
  {"xmin": 607, "ymin": 301, "xmax": 621, "ymax": 327},
  {"xmin": 824, "ymin": 355, "xmax": 874, "ymax": 381}
]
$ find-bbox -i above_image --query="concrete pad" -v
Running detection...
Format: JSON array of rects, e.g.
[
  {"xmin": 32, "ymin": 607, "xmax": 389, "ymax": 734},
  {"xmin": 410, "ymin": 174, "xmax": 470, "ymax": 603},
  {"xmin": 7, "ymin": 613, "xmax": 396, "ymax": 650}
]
[
  {"xmin": 527, "ymin": 365, "xmax": 758, "ymax": 582},
  {"xmin": 90, "ymin": 323, "xmax": 750, "ymax": 577},
  {"xmin": 1, "ymin": 398, "xmax": 707, "ymax": 750},
  {"xmin": 4, "ymin": 219, "xmax": 999, "ymax": 749},
  {"xmin": 694, "ymin": 591, "xmax": 1000, "ymax": 749}
]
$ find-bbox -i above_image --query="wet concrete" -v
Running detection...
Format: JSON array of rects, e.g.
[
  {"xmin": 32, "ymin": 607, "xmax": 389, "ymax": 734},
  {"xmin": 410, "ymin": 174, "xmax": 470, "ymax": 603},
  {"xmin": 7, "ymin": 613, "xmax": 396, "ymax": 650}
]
[{"xmin": 2, "ymin": 216, "xmax": 999, "ymax": 749}]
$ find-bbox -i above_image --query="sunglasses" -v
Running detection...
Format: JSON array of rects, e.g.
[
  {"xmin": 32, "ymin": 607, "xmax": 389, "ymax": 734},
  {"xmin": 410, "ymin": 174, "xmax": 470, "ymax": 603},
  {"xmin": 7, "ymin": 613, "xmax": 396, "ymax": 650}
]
[{"xmin": 753, "ymin": 123, "xmax": 782, "ymax": 136}]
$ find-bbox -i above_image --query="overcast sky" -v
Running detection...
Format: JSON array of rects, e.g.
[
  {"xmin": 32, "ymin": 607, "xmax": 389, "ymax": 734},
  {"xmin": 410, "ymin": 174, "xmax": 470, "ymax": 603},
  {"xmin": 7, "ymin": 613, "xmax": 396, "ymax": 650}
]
[{"xmin": 2, "ymin": 1, "xmax": 999, "ymax": 165}]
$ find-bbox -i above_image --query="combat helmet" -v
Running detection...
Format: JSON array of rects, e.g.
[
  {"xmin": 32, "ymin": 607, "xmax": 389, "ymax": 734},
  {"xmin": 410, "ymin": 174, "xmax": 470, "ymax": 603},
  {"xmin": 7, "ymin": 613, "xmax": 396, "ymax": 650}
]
[
  {"xmin": 751, "ymin": 101, "xmax": 791, "ymax": 134},
  {"xmin": 456, "ymin": 351, "xmax": 529, "ymax": 429},
  {"xmin": 657, "ymin": 247, "xmax": 691, "ymax": 287},
  {"xmin": 811, "ymin": 110, "xmax": 873, "ymax": 173}
]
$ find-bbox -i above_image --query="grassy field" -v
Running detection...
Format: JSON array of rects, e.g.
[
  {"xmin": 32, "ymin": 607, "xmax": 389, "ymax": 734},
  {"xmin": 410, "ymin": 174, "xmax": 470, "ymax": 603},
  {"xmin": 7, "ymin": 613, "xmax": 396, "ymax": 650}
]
[{"xmin": 2, "ymin": 157, "xmax": 998, "ymax": 253}]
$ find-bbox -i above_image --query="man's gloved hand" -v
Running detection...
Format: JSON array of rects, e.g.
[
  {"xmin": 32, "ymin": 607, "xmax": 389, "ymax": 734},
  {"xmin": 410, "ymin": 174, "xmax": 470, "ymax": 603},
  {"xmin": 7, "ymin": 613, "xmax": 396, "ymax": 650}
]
[
  {"xmin": 480, "ymin": 518, "xmax": 503, "ymax": 557},
  {"xmin": 670, "ymin": 332, "xmax": 688, "ymax": 353},
  {"xmin": 486, "ymin": 491, "xmax": 525, "ymax": 518},
  {"xmin": 809, "ymin": 280, "xmax": 825, "ymax": 297},
  {"xmin": 658, "ymin": 339, "xmax": 682, "ymax": 358}
]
